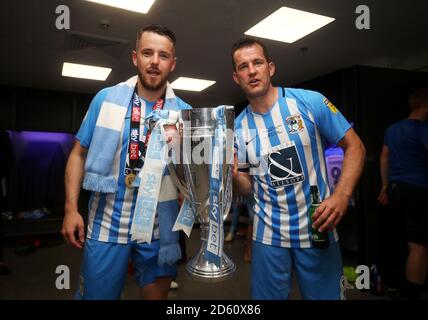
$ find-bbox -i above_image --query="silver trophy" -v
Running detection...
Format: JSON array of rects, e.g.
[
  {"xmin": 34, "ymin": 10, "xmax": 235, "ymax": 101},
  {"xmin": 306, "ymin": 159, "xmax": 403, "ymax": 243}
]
[{"xmin": 168, "ymin": 107, "xmax": 236, "ymax": 282}]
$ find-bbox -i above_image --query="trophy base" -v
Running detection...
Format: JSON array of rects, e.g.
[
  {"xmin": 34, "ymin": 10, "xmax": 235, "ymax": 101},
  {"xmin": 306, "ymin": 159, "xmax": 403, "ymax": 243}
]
[{"xmin": 186, "ymin": 250, "xmax": 236, "ymax": 283}]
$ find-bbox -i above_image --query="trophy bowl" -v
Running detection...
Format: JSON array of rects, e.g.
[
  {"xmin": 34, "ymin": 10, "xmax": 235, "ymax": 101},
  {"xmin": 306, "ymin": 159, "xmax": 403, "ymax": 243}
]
[{"xmin": 168, "ymin": 106, "xmax": 236, "ymax": 282}]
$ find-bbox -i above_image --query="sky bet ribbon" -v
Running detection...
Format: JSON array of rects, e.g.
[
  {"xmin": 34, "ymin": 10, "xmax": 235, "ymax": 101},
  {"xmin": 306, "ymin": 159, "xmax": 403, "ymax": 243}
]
[
  {"xmin": 205, "ymin": 106, "xmax": 228, "ymax": 267},
  {"xmin": 172, "ymin": 197, "xmax": 196, "ymax": 237},
  {"xmin": 130, "ymin": 109, "xmax": 179, "ymax": 243}
]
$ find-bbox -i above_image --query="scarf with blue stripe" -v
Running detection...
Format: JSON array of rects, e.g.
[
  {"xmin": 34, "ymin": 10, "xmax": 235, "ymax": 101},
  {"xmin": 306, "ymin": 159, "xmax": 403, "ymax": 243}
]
[{"xmin": 82, "ymin": 75, "xmax": 181, "ymax": 266}]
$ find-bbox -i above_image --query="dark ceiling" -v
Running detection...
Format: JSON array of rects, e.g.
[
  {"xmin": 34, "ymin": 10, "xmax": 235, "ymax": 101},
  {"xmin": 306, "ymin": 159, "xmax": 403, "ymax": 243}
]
[{"xmin": 1, "ymin": 0, "xmax": 427, "ymax": 107}]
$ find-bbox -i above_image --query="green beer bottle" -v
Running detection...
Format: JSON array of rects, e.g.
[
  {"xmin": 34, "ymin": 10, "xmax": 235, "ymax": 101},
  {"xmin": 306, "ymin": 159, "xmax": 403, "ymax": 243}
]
[{"xmin": 309, "ymin": 185, "xmax": 329, "ymax": 249}]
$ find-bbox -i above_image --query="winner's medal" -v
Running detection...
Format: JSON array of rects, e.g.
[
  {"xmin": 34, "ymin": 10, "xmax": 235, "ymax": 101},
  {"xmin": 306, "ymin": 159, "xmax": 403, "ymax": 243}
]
[
  {"xmin": 125, "ymin": 173, "xmax": 136, "ymax": 189},
  {"xmin": 126, "ymin": 88, "xmax": 165, "ymax": 190}
]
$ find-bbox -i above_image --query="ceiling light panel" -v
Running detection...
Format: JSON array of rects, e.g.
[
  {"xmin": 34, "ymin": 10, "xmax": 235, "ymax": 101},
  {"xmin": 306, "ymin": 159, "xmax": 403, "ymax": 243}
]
[
  {"xmin": 245, "ymin": 7, "xmax": 335, "ymax": 43},
  {"xmin": 61, "ymin": 62, "xmax": 112, "ymax": 81},
  {"xmin": 170, "ymin": 77, "xmax": 216, "ymax": 92},
  {"xmin": 85, "ymin": 0, "xmax": 155, "ymax": 14}
]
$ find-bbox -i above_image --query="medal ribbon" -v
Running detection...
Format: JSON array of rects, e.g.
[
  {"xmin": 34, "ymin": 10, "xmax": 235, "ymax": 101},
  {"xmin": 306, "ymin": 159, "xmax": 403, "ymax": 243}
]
[
  {"xmin": 144, "ymin": 97, "xmax": 165, "ymax": 147},
  {"xmin": 128, "ymin": 91, "xmax": 142, "ymax": 170},
  {"xmin": 126, "ymin": 89, "xmax": 165, "ymax": 178}
]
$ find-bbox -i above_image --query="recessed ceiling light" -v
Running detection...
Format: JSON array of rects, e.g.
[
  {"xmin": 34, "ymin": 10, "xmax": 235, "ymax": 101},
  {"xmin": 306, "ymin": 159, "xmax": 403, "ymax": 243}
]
[
  {"xmin": 171, "ymin": 77, "xmax": 216, "ymax": 92},
  {"xmin": 245, "ymin": 7, "xmax": 335, "ymax": 43},
  {"xmin": 85, "ymin": 0, "xmax": 155, "ymax": 14},
  {"xmin": 61, "ymin": 62, "xmax": 112, "ymax": 81}
]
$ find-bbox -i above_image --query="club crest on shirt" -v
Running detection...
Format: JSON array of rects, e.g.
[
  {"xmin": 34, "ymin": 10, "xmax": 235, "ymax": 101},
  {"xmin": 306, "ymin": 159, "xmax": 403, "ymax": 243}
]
[
  {"xmin": 285, "ymin": 114, "xmax": 305, "ymax": 134},
  {"xmin": 323, "ymin": 98, "xmax": 338, "ymax": 113},
  {"xmin": 266, "ymin": 143, "xmax": 305, "ymax": 188}
]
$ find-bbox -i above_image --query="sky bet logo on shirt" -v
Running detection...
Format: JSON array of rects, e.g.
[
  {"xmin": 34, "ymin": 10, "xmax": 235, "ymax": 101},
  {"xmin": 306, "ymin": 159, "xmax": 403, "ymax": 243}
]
[
  {"xmin": 266, "ymin": 143, "xmax": 305, "ymax": 188},
  {"xmin": 323, "ymin": 97, "xmax": 338, "ymax": 113}
]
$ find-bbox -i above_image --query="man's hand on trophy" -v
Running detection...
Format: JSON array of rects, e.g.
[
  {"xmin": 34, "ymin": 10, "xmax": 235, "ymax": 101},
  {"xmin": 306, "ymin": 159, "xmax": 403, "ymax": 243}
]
[
  {"xmin": 164, "ymin": 124, "xmax": 184, "ymax": 178},
  {"xmin": 164, "ymin": 124, "xmax": 179, "ymax": 144},
  {"xmin": 232, "ymin": 148, "xmax": 252, "ymax": 195}
]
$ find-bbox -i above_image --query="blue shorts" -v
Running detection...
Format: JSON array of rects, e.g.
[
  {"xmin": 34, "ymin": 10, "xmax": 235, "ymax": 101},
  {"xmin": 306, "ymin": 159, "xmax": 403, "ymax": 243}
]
[
  {"xmin": 75, "ymin": 238, "xmax": 177, "ymax": 300},
  {"xmin": 251, "ymin": 240, "xmax": 344, "ymax": 300}
]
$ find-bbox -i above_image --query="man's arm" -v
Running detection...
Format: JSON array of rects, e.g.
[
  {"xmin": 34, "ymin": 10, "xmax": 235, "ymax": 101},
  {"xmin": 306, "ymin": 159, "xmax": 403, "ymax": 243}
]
[
  {"xmin": 312, "ymin": 128, "xmax": 366, "ymax": 232},
  {"xmin": 232, "ymin": 153, "xmax": 252, "ymax": 195},
  {"xmin": 61, "ymin": 141, "xmax": 88, "ymax": 249},
  {"xmin": 377, "ymin": 145, "xmax": 389, "ymax": 205},
  {"xmin": 233, "ymin": 172, "xmax": 252, "ymax": 195}
]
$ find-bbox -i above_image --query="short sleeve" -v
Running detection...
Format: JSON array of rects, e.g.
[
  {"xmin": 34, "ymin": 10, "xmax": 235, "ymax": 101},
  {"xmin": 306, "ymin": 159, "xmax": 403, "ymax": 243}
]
[
  {"xmin": 303, "ymin": 91, "xmax": 351, "ymax": 145},
  {"xmin": 76, "ymin": 88, "xmax": 109, "ymax": 148},
  {"xmin": 176, "ymin": 98, "xmax": 193, "ymax": 110}
]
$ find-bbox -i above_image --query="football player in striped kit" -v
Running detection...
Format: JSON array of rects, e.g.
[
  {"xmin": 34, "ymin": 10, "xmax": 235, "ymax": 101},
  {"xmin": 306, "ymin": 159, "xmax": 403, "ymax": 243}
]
[
  {"xmin": 231, "ymin": 37, "xmax": 366, "ymax": 300},
  {"xmin": 61, "ymin": 25, "xmax": 191, "ymax": 300}
]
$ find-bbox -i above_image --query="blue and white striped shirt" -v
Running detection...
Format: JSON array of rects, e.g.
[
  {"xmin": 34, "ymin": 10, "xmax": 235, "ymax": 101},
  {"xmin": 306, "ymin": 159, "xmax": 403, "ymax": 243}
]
[
  {"xmin": 76, "ymin": 87, "xmax": 192, "ymax": 244},
  {"xmin": 235, "ymin": 87, "xmax": 351, "ymax": 248}
]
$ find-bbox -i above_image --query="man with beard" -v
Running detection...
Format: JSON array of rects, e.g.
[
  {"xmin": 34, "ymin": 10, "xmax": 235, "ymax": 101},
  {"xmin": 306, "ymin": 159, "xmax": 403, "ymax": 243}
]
[
  {"xmin": 61, "ymin": 24, "xmax": 191, "ymax": 300},
  {"xmin": 231, "ymin": 37, "xmax": 365, "ymax": 299}
]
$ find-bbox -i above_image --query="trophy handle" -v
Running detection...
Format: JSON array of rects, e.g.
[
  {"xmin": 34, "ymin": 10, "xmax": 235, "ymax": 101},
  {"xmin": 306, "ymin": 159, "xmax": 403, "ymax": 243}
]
[
  {"xmin": 222, "ymin": 165, "xmax": 233, "ymax": 219},
  {"xmin": 167, "ymin": 163, "xmax": 190, "ymax": 200}
]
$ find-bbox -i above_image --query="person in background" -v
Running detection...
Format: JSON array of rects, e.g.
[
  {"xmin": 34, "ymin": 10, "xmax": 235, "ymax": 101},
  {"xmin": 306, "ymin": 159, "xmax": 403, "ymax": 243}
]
[
  {"xmin": 225, "ymin": 194, "xmax": 254, "ymax": 262},
  {"xmin": 225, "ymin": 195, "xmax": 244, "ymax": 242},
  {"xmin": 378, "ymin": 88, "xmax": 428, "ymax": 300},
  {"xmin": 0, "ymin": 131, "xmax": 13, "ymax": 276}
]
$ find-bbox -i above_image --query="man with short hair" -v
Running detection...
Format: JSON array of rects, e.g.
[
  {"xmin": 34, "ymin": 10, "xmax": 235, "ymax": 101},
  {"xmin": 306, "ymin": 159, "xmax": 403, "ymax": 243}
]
[
  {"xmin": 232, "ymin": 37, "xmax": 366, "ymax": 300},
  {"xmin": 61, "ymin": 24, "xmax": 191, "ymax": 300},
  {"xmin": 0, "ymin": 131, "xmax": 13, "ymax": 276},
  {"xmin": 378, "ymin": 88, "xmax": 428, "ymax": 299}
]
